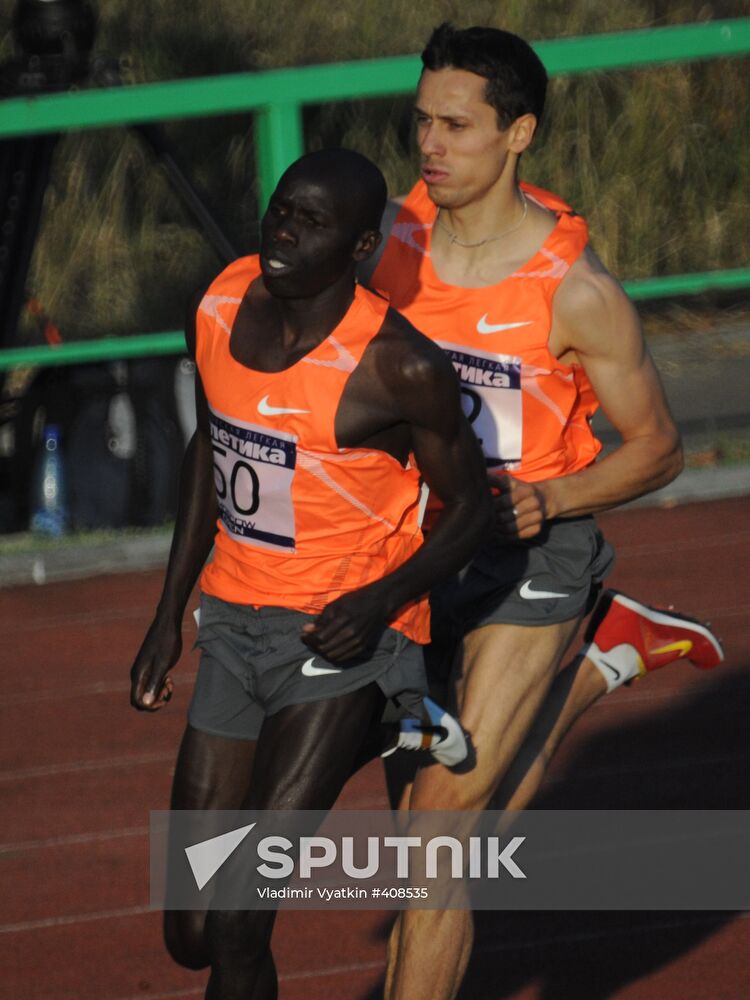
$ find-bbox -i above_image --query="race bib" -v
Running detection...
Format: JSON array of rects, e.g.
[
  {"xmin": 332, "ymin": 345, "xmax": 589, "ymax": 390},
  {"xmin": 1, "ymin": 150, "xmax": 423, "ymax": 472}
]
[
  {"xmin": 439, "ymin": 341, "xmax": 522, "ymax": 468},
  {"xmin": 209, "ymin": 407, "xmax": 297, "ymax": 551}
]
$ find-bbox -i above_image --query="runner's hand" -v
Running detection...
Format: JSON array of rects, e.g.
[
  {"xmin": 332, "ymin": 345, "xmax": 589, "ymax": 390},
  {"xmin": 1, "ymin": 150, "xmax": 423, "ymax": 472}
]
[
  {"xmin": 130, "ymin": 619, "xmax": 180, "ymax": 711},
  {"xmin": 490, "ymin": 473, "xmax": 547, "ymax": 540},
  {"xmin": 301, "ymin": 589, "xmax": 390, "ymax": 663}
]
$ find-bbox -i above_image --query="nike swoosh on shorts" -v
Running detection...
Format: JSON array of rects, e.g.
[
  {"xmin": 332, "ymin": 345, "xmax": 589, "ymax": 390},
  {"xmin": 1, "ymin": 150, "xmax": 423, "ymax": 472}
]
[
  {"xmin": 519, "ymin": 580, "xmax": 569, "ymax": 600},
  {"xmin": 301, "ymin": 657, "xmax": 342, "ymax": 677}
]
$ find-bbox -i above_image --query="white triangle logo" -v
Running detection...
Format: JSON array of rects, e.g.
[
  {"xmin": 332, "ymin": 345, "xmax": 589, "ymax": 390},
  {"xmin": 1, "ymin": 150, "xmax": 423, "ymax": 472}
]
[{"xmin": 184, "ymin": 823, "xmax": 256, "ymax": 890}]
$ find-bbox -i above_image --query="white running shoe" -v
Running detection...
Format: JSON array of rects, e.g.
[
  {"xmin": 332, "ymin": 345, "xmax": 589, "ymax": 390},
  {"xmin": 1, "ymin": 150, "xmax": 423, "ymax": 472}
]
[{"xmin": 381, "ymin": 696, "xmax": 468, "ymax": 767}]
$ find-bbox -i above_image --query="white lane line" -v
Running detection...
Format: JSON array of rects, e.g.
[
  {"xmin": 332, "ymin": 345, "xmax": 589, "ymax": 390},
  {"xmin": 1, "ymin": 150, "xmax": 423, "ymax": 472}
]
[
  {"xmin": 4, "ymin": 672, "xmax": 197, "ymax": 707},
  {"xmin": 281, "ymin": 958, "xmax": 387, "ymax": 981},
  {"xmin": 0, "ymin": 826, "xmax": 148, "ymax": 855},
  {"xmin": 0, "ymin": 606, "xmax": 156, "ymax": 631},
  {"xmin": 113, "ymin": 991, "xmax": 204, "ymax": 1000},
  {"xmin": 0, "ymin": 605, "xmax": 201, "ymax": 633},
  {"xmin": 0, "ymin": 751, "xmax": 174, "ymax": 783},
  {"xmin": 0, "ymin": 904, "xmax": 152, "ymax": 935},
  {"xmin": 4, "ymin": 680, "xmax": 132, "ymax": 706}
]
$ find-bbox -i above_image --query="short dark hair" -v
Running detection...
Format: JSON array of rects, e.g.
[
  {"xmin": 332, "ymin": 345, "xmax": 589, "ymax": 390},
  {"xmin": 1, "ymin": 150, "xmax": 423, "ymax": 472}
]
[
  {"xmin": 421, "ymin": 23, "xmax": 547, "ymax": 130},
  {"xmin": 284, "ymin": 148, "xmax": 387, "ymax": 234}
]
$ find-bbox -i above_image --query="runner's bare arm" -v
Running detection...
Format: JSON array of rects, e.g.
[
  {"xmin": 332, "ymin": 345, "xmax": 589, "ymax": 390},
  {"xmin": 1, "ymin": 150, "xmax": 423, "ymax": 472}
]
[
  {"xmin": 304, "ymin": 330, "xmax": 492, "ymax": 662},
  {"xmin": 499, "ymin": 249, "xmax": 682, "ymax": 533},
  {"xmin": 130, "ymin": 291, "xmax": 218, "ymax": 710}
]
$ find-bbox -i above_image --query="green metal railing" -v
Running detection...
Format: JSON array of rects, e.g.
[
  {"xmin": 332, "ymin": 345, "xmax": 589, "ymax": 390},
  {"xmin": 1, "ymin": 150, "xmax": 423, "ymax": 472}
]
[{"xmin": 1, "ymin": 18, "xmax": 749, "ymax": 370}]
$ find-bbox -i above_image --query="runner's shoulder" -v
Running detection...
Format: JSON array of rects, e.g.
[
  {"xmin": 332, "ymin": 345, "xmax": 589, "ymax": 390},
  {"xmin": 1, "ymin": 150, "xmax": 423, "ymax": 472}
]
[
  {"xmin": 557, "ymin": 248, "xmax": 632, "ymax": 324},
  {"xmin": 374, "ymin": 306, "xmax": 457, "ymax": 395},
  {"xmin": 555, "ymin": 247, "xmax": 640, "ymax": 353},
  {"xmin": 562, "ymin": 245, "xmax": 629, "ymax": 302}
]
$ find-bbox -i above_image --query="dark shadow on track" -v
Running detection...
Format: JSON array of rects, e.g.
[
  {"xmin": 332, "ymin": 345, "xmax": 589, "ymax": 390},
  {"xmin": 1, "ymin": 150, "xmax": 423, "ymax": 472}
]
[{"xmin": 361, "ymin": 666, "xmax": 750, "ymax": 1000}]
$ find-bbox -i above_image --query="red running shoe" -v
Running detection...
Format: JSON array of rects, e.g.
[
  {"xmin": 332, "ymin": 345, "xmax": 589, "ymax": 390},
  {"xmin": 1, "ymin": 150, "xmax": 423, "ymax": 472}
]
[{"xmin": 585, "ymin": 590, "xmax": 724, "ymax": 691}]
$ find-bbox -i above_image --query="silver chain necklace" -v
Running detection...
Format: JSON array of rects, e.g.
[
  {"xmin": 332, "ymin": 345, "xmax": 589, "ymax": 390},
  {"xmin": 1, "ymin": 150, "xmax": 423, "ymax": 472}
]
[{"xmin": 435, "ymin": 190, "xmax": 528, "ymax": 249}]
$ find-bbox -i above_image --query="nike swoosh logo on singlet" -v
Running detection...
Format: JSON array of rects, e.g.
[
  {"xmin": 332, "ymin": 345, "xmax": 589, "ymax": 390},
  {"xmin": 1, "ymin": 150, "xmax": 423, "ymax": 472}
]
[
  {"xmin": 476, "ymin": 317, "xmax": 533, "ymax": 335},
  {"xmin": 257, "ymin": 395, "xmax": 311, "ymax": 417},
  {"xmin": 301, "ymin": 657, "xmax": 343, "ymax": 677}
]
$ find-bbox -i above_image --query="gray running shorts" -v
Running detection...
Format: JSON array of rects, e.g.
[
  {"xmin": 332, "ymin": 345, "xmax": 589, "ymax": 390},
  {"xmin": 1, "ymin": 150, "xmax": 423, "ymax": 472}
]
[
  {"xmin": 430, "ymin": 516, "xmax": 615, "ymax": 641},
  {"xmin": 187, "ymin": 594, "xmax": 428, "ymax": 741}
]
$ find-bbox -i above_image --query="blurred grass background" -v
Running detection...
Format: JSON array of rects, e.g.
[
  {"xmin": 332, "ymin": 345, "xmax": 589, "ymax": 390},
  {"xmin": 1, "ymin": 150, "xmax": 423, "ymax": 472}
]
[{"xmin": 1, "ymin": 0, "xmax": 749, "ymax": 343}]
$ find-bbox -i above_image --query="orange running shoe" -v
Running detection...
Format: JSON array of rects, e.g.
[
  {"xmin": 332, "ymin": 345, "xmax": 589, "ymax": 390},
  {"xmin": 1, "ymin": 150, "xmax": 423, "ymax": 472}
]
[{"xmin": 584, "ymin": 590, "xmax": 724, "ymax": 692}]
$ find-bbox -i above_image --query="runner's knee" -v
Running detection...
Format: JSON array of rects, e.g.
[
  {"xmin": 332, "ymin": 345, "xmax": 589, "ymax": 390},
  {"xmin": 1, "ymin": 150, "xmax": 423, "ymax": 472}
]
[
  {"xmin": 164, "ymin": 910, "xmax": 210, "ymax": 970},
  {"xmin": 171, "ymin": 725, "xmax": 256, "ymax": 811}
]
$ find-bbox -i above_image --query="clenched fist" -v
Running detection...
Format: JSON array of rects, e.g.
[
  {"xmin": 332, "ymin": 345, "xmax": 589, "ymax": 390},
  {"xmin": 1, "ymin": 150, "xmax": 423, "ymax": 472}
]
[{"xmin": 489, "ymin": 473, "xmax": 549, "ymax": 540}]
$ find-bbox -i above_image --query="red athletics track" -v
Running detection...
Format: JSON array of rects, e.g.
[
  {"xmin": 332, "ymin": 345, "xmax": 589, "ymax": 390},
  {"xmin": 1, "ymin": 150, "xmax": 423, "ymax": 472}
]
[{"xmin": 2, "ymin": 494, "xmax": 749, "ymax": 1000}]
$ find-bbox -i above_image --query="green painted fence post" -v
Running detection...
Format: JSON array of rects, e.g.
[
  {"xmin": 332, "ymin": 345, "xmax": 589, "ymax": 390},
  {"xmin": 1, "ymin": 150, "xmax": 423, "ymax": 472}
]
[{"xmin": 254, "ymin": 102, "xmax": 305, "ymax": 211}]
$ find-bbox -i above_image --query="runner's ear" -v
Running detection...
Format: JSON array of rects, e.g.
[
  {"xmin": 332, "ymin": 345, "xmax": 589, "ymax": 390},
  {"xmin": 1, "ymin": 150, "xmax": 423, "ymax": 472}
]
[
  {"xmin": 353, "ymin": 229, "xmax": 382, "ymax": 263},
  {"xmin": 358, "ymin": 199, "xmax": 402, "ymax": 286},
  {"xmin": 507, "ymin": 113, "xmax": 538, "ymax": 154}
]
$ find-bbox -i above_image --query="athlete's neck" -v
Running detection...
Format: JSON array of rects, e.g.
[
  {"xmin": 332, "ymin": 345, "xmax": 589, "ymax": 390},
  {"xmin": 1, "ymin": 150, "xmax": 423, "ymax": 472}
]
[
  {"xmin": 237, "ymin": 273, "xmax": 357, "ymax": 372},
  {"xmin": 272, "ymin": 275, "xmax": 356, "ymax": 349},
  {"xmin": 427, "ymin": 173, "xmax": 557, "ymax": 289},
  {"xmin": 435, "ymin": 181, "xmax": 526, "ymax": 254}
]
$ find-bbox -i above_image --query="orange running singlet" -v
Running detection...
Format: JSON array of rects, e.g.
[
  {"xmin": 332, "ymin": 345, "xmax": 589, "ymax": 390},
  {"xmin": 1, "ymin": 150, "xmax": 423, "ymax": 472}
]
[
  {"xmin": 372, "ymin": 180, "xmax": 602, "ymax": 482},
  {"xmin": 195, "ymin": 256, "xmax": 429, "ymax": 644}
]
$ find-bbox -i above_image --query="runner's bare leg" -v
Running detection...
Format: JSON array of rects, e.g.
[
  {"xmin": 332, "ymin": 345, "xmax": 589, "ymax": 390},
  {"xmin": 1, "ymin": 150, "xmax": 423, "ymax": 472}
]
[
  {"xmin": 204, "ymin": 683, "xmax": 386, "ymax": 1000},
  {"xmin": 385, "ymin": 617, "xmax": 582, "ymax": 1000},
  {"xmin": 164, "ymin": 727, "xmax": 257, "ymax": 969},
  {"xmin": 386, "ymin": 648, "xmax": 606, "ymax": 814}
]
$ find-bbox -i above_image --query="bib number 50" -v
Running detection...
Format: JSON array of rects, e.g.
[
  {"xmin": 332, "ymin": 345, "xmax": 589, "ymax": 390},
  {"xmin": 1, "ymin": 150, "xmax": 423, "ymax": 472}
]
[{"xmin": 212, "ymin": 443, "xmax": 260, "ymax": 516}]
